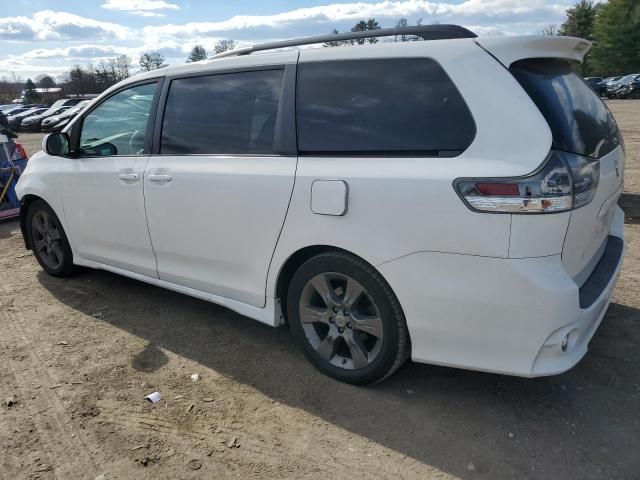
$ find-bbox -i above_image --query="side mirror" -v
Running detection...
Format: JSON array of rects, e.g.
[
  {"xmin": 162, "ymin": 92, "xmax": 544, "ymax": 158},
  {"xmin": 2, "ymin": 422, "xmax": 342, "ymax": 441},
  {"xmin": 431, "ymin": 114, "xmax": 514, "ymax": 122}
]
[{"xmin": 43, "ymin": 133, "xmax": 70, "ymax": 156}]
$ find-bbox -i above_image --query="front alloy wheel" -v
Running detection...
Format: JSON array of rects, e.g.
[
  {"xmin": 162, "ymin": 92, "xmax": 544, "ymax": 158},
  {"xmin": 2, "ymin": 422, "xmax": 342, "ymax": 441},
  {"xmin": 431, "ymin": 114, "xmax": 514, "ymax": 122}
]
[{"xmin": 27, "ymin": 200, "xmax": 76, "ymax": 277}]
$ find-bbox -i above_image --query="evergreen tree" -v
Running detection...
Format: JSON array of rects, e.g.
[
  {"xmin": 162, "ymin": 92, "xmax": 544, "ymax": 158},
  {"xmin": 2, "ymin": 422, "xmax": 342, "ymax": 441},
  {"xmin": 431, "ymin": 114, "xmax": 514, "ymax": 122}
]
[
  {"xmin": 590, "ymin": 0, "xmax": 640, "ymax": 75},
  {"xmin": 558, "ymin": 1, "xmax": 600, "ymax": 75},
  {"xmin": 187, "ymin": 45, "xmax": 208, "ymax": 62},
  {"xmin": 23, "ymin": 78, "xmax": 41, "ymax": 103},
  {"xmin": 350, "ymin": 18, "xmax": 381, "ymax": 45}
]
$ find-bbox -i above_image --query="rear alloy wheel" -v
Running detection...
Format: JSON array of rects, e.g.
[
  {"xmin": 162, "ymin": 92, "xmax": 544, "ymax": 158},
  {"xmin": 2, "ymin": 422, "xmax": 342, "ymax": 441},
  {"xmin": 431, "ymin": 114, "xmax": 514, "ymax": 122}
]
[
  {"xmin": 287, "ymin": 251, "xmax": 408, "ymax": 384},
  {"xmin": 28, "ymin": 200, "xmax": 76, "ymax": 277}
]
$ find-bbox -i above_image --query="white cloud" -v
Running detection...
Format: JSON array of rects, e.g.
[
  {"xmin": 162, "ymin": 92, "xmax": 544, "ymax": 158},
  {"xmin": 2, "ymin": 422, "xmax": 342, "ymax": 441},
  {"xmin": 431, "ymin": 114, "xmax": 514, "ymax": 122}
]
[
  {"xmin": 143, "ymin": 0, "xmax": 570, "ymax": 39},
  {"xmin": 101, "ymin": 0, "xmax": 180, "ymax": 12},
  {"xmin": 0, "ymin": 10, "xmax": 130, "ymax": 41},
  {"xmin": 131, "ymin": 11, "xmax": 167, "ymax": 17}
]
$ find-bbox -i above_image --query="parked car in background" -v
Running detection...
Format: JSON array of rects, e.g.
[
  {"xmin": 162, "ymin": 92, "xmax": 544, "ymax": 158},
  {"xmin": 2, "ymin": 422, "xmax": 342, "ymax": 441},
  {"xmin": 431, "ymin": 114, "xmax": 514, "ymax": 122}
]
[
  {"xmin": 616, "ymin": 76, "xmax": 640, "ymax": 99},
  {"xmin": 17, "ymin": 28, "xmax": 625, "ymax": 384},
  {"xmin": 2, "ymin": 104, "xmax": 43, "ymax": 116},
  {"xmin": 21, "ymin": 106, "xmax": 71, "ymax": 132},
  {"xmin": 584, "ymin": 76, "xmax": 606, "ymax": 96},
  {"xmin": 603, "ymin": 76, "xmax": 622, "ymax": 89},
  {"xmin": 41, "ymin": 100, "xmax": 91, "ymax": 132},
  {"xmin": 7, "ymin": 107, "xmax": 48, "ymax": 131},
  {"xmin": 607, "ymin": 74, "xmax": 640, "ymax": 97}
]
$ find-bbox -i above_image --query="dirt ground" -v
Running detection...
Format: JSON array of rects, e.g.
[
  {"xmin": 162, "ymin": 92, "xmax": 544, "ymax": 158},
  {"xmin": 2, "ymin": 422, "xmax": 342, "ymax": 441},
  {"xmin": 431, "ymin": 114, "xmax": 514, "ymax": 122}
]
[{"xmin": 1, "ymin": 101, "xmax": 639, "ymax": 480}]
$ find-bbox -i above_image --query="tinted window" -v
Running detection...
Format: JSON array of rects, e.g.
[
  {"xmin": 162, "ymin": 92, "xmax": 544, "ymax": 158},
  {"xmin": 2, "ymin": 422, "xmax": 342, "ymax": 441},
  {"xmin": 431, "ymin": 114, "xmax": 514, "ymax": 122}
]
[
  {"xmin": 296, "ymin": 58, "xmax": 475, "ymax": 156},
  {"xmin": 80, "ymin": 82, "xmax": 156, "ymax": 156},
  {"xmin": 511, "ymin": 59, "xmax": 621, "ymax": 159},
  {"xmin": 161, "ymin": 70, "xmax": 283, "ymax": 155}
]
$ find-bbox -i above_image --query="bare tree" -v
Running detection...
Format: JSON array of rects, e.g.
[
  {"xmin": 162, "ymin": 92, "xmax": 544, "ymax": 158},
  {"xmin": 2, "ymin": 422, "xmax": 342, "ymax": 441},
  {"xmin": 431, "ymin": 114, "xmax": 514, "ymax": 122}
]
[
  {"xmin": 139, "ymin": 52, "xmax": 168, "ymax": 72},
  {"xmin": 540, "ymin": 24, "xmax": 559, "ymax": 35},
  {"xmin": 213, "ymin": 40, "xmax": 236, "ymax": 55},
  {"xmin": 395, "ymin": 18, "xmax": 410, "ymax": 42},
  {"xmin": 115, "ymin": 55, "xmax": 132, "ymax": 79},
  {"xmin": 323, "ymin": 29, "xmax": 347, "ymax": 47}
]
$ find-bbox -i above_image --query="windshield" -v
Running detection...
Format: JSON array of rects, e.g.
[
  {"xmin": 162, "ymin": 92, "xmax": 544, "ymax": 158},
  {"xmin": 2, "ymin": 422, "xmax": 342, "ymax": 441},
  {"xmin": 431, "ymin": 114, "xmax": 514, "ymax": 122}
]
[{"xmin": 511, "ymin": 59, "xmax": 621, "ymax": 159}]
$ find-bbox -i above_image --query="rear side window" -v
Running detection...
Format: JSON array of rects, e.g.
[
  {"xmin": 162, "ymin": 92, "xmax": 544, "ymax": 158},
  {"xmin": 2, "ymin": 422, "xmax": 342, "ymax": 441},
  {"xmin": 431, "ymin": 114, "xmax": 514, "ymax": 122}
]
[
  {"xmin": 161, "ymin": 69, "xmax": 284, "ymax": 155},
  {"xmin": 510, "ymin": 59, "xmax": 621, "ymax": 159},
  {"xmin": 296, "ymin": 58, "xmax": 475, "ymax": 156}
]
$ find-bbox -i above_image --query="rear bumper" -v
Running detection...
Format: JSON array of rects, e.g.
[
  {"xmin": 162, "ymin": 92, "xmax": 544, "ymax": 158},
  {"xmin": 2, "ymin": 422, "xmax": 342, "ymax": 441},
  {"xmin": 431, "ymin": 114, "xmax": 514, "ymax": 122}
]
[{"xmin": 378, "ymin": 206, "xmax": 625, "ymax": 377}]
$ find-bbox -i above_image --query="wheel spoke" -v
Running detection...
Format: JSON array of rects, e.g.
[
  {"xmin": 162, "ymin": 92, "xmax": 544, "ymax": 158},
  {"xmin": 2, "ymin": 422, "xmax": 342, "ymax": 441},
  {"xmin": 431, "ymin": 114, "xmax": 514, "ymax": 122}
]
[
  {"xmin": 345, "ymin": 334, "xmax": 369, "ymax": 369},
  {"xmin": 343, "ymin": 277, "xmax": 364, "ymax": 308},
  {"xmin": 309, "ymin": 274, "xmax": 341, "ymax": 306},
  {"xmin": 51, "ymin": 243, "xmax": 64, "ymax": 265},
  {"xmin": 316, "ymin": 334, "xmax": 338, "ymax": 362},
  {"xmin": 33, "ymin": 238, "xmax": 47, "ymax": 252},
  {"xmin": 351, "ymin": 312, "xmax": 384, "ymax": 338},
  {"xmin": 42, "ymin": 212, "xmax": 51, "ymax": 231},
  {"xmin": 46, "ymin": 249, "xmax": 57, "ymax": 267},
  {"xmin": 33, "ymin": 218, "xmax": 46, "ymax": 236},
  {"xmin": 300, "ymin": 304, "xmax": 330, "ymax": 325}
]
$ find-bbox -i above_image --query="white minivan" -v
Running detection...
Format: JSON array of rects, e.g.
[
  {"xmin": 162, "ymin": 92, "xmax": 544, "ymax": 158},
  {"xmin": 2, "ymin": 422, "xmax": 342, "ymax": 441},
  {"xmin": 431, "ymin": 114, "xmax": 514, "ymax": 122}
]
[{"xmin": 16, "ymin": 26, "xmax": 625, "ymax": 384}]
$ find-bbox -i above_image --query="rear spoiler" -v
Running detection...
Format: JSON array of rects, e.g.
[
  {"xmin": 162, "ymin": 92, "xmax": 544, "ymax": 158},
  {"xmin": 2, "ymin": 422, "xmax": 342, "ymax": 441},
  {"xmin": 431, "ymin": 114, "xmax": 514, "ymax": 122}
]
[{"xmin": 474, "ymin": 36, "xmax": 592, "ymax": 68}]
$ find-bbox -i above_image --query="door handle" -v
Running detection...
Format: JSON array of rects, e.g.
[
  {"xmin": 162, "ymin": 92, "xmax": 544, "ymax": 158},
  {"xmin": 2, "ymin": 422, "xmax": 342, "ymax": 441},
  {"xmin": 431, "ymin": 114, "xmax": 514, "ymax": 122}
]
[
  {"xmin": 148, "ymin": 174, "xmax": 173, "ymax": 182},
  {"xmin": 118, "ymin": 173, "xmax": 140, "ymax": 181}
]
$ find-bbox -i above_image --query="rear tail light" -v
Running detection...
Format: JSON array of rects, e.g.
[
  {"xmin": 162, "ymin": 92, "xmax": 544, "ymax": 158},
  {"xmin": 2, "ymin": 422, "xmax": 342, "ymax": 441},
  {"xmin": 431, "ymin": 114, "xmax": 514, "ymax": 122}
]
[
  {"xmin": 11, "ymin": 142, "xmax": 28, "ymax": 161},
  {"xmin": 454, "ymin": 151, "xmax": 599, "ymax": 214}
]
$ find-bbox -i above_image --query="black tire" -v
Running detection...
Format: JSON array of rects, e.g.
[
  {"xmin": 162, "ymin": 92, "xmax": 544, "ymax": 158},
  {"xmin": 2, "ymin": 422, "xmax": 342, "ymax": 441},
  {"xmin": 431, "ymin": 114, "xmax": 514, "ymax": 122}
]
[
  {"xmin": 27, "ymin": 199, "xmax": 76, "ymax": 277},
  {"xmin": 287, "ymin": 251, "xmax": 409, "ymax": 385}
]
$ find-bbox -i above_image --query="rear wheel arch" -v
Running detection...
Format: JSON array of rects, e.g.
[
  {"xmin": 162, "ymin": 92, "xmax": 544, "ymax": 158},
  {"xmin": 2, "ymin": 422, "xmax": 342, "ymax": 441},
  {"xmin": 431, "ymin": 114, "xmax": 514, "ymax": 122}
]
[{"xmin": 275, "ymin": 245, "xmax": 407, "ymax": 328}]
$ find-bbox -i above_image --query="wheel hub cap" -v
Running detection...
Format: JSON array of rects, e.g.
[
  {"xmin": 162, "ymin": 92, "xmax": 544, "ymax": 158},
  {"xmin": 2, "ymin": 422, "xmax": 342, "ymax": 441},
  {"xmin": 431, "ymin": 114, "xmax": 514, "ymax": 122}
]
[
  {"xmin": 299, "ymin": 272, "xmax": 384, "ymax": 370},
  {"xmin": 334, "ymin": 314, "xmax": 347, "ymax": 328}
]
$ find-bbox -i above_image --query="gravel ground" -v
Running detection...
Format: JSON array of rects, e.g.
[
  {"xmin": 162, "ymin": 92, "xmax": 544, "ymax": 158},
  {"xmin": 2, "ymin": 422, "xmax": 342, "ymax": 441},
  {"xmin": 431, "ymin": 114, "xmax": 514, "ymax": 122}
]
[{"xmin": 1, "ymin": 101, "xmax": 639, "ymax": 480}]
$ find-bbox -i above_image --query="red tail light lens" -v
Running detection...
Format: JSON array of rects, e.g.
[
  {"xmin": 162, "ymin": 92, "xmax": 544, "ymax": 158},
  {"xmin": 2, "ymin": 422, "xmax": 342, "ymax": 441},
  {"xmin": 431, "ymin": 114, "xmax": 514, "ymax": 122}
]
[
  {"xmin": 454, "ymin": 151, "xmax": 599, "ymax": 214},
  {"xmin": 11, "ymin": 143, "xmax": 28, "ymax": 161}
]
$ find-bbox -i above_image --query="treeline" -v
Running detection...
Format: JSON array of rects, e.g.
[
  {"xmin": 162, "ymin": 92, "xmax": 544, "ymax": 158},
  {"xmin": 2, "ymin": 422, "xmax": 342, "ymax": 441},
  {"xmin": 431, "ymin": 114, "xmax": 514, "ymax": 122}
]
[{"xmin": 544, "ymin": 0, "xmax": 640, "ymax": 76}]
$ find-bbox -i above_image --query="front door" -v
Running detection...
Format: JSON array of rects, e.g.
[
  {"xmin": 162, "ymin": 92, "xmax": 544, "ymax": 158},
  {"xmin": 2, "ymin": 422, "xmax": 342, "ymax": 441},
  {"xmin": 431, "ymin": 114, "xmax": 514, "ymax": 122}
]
[
  {"xmin": 144, "ymin": 65, "xmax": 297, "ymax": 307},
  {"xmin": 60, "ymin": 81, "xmax": 159, "ymax": 278}
]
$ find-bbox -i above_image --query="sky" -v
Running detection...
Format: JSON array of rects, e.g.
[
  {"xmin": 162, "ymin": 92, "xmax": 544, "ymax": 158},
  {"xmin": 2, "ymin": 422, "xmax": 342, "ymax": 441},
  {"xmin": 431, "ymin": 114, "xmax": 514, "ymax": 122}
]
[{"xmin": 0, "ymin": 0, "xmax": 574, "ymax": 80}]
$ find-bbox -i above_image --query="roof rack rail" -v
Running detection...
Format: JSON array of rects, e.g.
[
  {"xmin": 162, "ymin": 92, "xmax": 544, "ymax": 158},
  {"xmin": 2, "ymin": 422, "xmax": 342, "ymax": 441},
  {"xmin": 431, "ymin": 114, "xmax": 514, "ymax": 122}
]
[{"xmin": 212, "ymin": 24, "xmax": 477, "ymax": 59}]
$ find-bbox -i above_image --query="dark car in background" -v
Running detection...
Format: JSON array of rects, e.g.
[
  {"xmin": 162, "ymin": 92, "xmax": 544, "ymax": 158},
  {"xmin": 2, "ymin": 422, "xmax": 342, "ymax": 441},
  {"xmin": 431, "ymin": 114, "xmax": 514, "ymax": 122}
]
[
  {"xmin": 21, "ymin": 106, "xmax": 71, "ymax": 132},
  {"xmin": 7, "ymin": 107, "xmax": 48, "ymax": 131},
  {"xmin": 41, "ymin": 100, "xmax": 91, "ymax": 132},
  {"xmin": 584, "ymin": 76, "xmax": 606, "ymax": 96},
  {"xmin": 607, "ymin": 73, "xmax": 640, "ymax": 97},
  {"xmin": 1, "ymin": 104, "xmax": 45, "ymax": 117}
]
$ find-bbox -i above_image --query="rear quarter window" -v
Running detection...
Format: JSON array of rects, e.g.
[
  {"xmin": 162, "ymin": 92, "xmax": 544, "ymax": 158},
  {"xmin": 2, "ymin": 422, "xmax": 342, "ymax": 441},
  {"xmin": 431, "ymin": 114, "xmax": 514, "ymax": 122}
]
[
  {"xmin": 296, "ymin": 58, "xmax": 476, "ymax": 156},
  {"xmin": 510, "ymin": 59, "xmax": 621, "ymax": 159}
]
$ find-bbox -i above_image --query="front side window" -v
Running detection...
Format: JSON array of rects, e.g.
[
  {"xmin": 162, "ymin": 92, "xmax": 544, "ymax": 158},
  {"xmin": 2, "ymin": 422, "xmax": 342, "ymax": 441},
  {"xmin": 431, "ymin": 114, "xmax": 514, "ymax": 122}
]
[
  {"xmin": 79, "ymin": 82, "xmax": 157, "ymax": 156},
  {"xmin": 296, "ymin": 58, "xmax": 476, "ymax": 156},
  {"xmin": 160, "ymin": 69, "xmax": 284, "ymax": 155}
]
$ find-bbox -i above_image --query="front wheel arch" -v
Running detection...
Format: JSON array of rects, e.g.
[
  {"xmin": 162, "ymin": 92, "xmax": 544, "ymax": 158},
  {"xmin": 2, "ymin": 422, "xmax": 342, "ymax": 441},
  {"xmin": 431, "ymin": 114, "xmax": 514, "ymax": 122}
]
[{"xmin": 20, "ymin": 194, "xmax": 44, "ymax": 250}]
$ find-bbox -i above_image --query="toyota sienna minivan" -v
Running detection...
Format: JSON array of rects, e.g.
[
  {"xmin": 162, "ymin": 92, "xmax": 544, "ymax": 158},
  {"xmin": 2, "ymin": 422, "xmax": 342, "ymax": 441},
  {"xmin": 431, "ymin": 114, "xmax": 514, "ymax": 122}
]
[{"xmin": 16, "ymin": 26, "xmax": 625, "ymax": 384}]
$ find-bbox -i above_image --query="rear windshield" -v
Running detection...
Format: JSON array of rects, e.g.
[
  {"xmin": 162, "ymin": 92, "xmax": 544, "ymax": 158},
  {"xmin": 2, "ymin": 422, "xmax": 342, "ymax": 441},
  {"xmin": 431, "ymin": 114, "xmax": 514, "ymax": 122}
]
[{"xmin": 510, "ymin": 59, "xmax": 621, "ymax": 159}]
